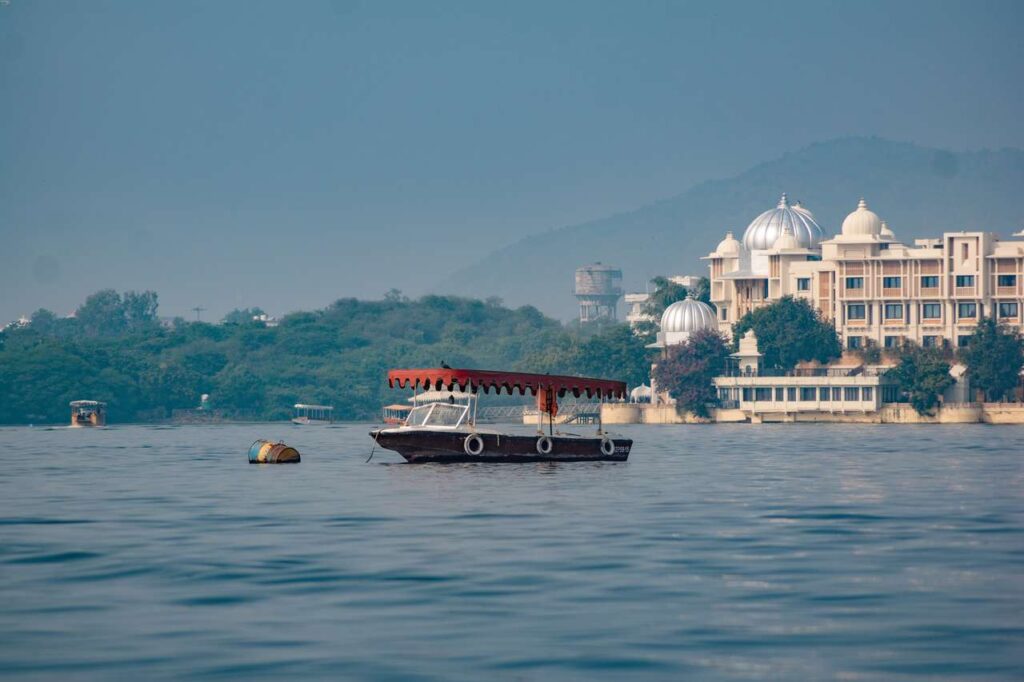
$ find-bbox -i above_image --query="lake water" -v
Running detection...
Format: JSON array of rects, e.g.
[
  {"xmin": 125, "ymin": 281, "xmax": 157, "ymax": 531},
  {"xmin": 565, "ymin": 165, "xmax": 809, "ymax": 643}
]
[{"xmin": 1, "ymin": 424, "xmax": 1022, "ymax": 680}]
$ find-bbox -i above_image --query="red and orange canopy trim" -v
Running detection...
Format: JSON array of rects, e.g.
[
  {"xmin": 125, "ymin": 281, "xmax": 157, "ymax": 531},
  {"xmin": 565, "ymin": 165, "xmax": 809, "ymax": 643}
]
[{"xmin": 387, "ymin": 368, "xmax": 627, "ymax": 400}]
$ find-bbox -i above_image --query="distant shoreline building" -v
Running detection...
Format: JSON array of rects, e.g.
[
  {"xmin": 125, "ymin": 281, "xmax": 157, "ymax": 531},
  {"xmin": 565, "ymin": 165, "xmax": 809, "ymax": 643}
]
[
  {"xmin": 574, "ymin": 263, "xmax": 622, "ymax": 323},
  {"xmin": 704, "ymin": 194, "xmax": 1024, "ymax": 348}
]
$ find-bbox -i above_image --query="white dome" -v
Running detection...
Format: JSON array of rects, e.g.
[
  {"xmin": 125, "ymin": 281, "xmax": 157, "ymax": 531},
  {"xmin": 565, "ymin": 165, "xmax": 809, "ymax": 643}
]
[
  {"xmin": 660, "ymin": 298, "xmax": 717, "ymax": 334},
  {"xmin": 742, "ymin": 193, "xmax": 826, "ymax": 250},
  {"xmin": 715, "ymin": 231, "xmax": 741, "ymax": 256},
  {"xmin": 880, "ymin": 220, "xmax": 895, "ymax": 239},
  {"xmin": 772, "ymin": 224, "xmax": 802, "ymax": 250},
  {"xmin": 841, "ymin": 198, "xmax": 882, "ymax": 237}
]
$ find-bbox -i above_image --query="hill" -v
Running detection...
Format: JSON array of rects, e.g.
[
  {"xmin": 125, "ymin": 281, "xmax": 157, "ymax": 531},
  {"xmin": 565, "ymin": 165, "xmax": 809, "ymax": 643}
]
[
  {"xmin": 0, "ymin": 291, "xmax": 651, "ymax": 424},
  {"xmin": 435, "ymin": 137, "xmax": 1024, "ymax": 319}
]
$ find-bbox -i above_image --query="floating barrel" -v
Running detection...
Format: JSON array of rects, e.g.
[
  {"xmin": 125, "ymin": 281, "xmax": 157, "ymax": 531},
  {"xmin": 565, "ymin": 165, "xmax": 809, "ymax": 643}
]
[{"xmin": 248, "ymin": 440, "xmax": 301, "ymax": 464}]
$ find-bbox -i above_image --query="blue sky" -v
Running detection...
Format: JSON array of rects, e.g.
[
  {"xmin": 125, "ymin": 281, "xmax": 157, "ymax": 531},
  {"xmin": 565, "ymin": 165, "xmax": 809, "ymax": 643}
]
[{"xmin": 2, "ymin": 0, "xmax": 1022, "ymax": 321}]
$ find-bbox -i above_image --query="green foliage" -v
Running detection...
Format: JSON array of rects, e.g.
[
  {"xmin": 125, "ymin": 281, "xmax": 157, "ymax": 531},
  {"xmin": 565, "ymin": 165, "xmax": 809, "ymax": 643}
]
[
  {"xmin": 0, "ymin": 291, "xmax": 651, "ymax": 424},
  {"xmin": 642, "ymin": 276, "xmax": 688, "ymax": 318},
  {"xmin": 221, "ymin": 307, "xmax": 265, "ymax": 325},
  {"xmin": 959, "ymin": 316, "xmax": 1024, "ymax": 401},
  {"xmin": 73, "ymin": 289, "xmax": 160, "ymax": 336},
  {"xmin": 692, "ymin": 276, "xmax": 715, "ymax": 310},
  {"xmin": 732, "ymin": 296, "xmax": 841, "ymax": 370},
  {"xmin": 652, "ymin": 328, "xmax": 730, "ymax": 417},
  {"xmin": 886, "ymin": 343, "xmax": 954, "ymax": 415}
]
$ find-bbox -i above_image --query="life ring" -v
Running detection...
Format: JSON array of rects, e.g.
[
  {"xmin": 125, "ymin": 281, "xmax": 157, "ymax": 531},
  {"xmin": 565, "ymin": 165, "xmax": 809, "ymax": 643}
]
[
  {"xmin": 464, "ymin": 434, "xmax": 485, "ymax": 456},
  {"xmin": 600, "ymin": 437, "xmax": 616, "ymax": 456},
  {"xmin": 536, "ymin": 436, "xmax": 553, "ymax": 455}
]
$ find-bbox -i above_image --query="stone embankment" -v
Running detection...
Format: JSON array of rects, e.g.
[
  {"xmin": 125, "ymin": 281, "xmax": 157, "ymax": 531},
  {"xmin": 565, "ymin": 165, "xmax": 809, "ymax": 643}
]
[{"xmin": 601, "ymin": 403, "xmax": 1024, "ymax": 425}]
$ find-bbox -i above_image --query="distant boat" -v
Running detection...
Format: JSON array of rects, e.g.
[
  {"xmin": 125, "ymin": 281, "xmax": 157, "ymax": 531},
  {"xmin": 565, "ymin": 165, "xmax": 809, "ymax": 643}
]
[
  {"xmin": 292, "ymin": 403, "xmax": 334, "ymax": 425},
  {"xmin": 70, "ymin": 400, "xmax": 106, "ymax": 427}
]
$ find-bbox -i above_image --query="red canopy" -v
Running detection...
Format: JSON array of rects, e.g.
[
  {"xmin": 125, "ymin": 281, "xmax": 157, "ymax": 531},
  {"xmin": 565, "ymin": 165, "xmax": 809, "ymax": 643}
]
[{"xmin": 387, "ymin": 368, "xmax": 627, "ymax": 400}]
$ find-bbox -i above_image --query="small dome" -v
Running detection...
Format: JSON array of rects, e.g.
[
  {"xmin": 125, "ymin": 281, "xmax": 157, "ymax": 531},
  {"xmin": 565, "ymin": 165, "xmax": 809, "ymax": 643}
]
[
  {"xmin": 742, "ymin": 193, "xmax": 827, "ymax": 250},
  {"xmin": 880, "ymin": 221, "xmax": 895, "ymax": 239},
  {"xmin": 841, "ymin": 198, "xmax": 883, "ymax": 237},
  {"xmin": 715, "ymin": 231, "xmax": 741, "ymax": 256},
  {"xmin": 772, "ymin": 224, "xmax": 802, "ymax": 250},
  {"xmin": 660, "ymin": 298, "xmax": 717, "ymax": 334}
]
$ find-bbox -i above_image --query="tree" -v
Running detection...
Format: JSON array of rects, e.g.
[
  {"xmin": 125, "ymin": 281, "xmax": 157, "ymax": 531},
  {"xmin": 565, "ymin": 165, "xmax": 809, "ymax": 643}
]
[
  {"xmin": 732, "ymin": 296, "xmax": 841, "ymax": 370},
  {"xmin": 76, "ymin": 289, "xmax": 126, "ymax": 336},
  {"xmin": 959, "ymin": 316, "xmax": 1024, "ymax": 401},
  {"xmin": 222, "ymin": 307, "xmax": 266, "ymax": 325},
  {"xmin": 652, "ymin": 328, "xmax": 730, "ymax": 417},
  {"xmin": 642, "ymin": 276, "xmax": 688, "ymax": 318},
  {"xmin": 886, "ymin": 343, "xmax": 954, "ymax": 415},
  {"xmin": 29, "ymin": 309, "xmax": 59, "ymax": 336},
  {"xmin": 692, "ymin": 276, "xmax": 715, "ymax": 310},
  {"xmin": 123, "ymin": 291, "xmax": 159, "ymax": 331},
  {"xmin": 575, "ymin": 323, "xmax": 653, "ymax": 389}
]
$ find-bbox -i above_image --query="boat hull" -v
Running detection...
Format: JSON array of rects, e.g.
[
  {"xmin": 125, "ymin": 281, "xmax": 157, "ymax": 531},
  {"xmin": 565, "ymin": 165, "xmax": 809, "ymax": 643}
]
[{"xmin": 370, "ymin": 429, "xmax": 631, "ymax": 464}]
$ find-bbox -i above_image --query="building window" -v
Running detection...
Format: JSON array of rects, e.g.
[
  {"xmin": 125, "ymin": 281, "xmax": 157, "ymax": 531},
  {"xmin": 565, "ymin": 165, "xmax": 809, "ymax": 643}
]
[
  {"xmin": 921, "ymin": 275, "xmax": 939, "ymax": 288},
  {"xmin": 863, "ymin": 387, "xmax": 873, "ymax": 402},
  {"xmin": 742, "ymin": 387, "xmax": 752, "ymax": 401},
  {"xmin": 997, "ymin": 274, "xmax": 1017, "ymax": 287},
  {"xmin": 921, "ymin": 303, "xmax": 941, "ymax": 319},
  {"xmin": 958, "ymin": 302, "xmax": 977, "ymax": 318},
  {"xmin": 955, "ymin": 275, "xmax": 975, "ymax": 287},
  {"xmin": 719, "ymin": 388, "xmax": 731, "ymax": 401},
  {"xmin": 847, "ymin": 336, "xmax": 863, "ymax": 349},
  {"xmin": 720, "ymin": 307, "xmax": 728, "ymax": 321},
  {"xmin": 884, "ymin": 336, "xmax": 899, "ymax": 348},
  {"xmin": 763, "ymin": 281, "xmax": 769, "ymax": 299},
  {"xmin": 796, "ymin": 278, "xmax": 810, "ymax": 291},
  {"xmin": 844, "ymin": 387, "xmax": 860, "ymax": 401},
  {"xmin": 787, "ymin": 387, "xmax": 797, "ymax": 401},
  {"xmin": 999, "ymin": 302, "xmax": 1019, "ymax": 318},
  {"xmin": 882, "ymin": 276, "xmax": 902, "ymax": 288},
  {"xmin": 800, "ymin": 387, "xmax": 816, "ymax": 401},
  {"xmin": 755, "ymin": 387, "xmax": 771, "ymax": 401},
  {"xmin": 819, "ymin": 387, "xmax": 830, "ymax": 401},
  {"xmin": 775, "ymin": 387, "xmax": 785, "ymax": 401},
  {"xmin": 832, "ymin": 387, "xmax": 842, "ymax": 401},
  {"xmin": 922, "ymin": 335, "xmax": 938, "ymax": 348},
  {"xmin": 957, "ymin": 335, "xmax": 972, "ymax": 348},
  {"xmin": 882, "ymin": 386, "xmax": 899, "ymax": 402},
  {"xmin": 884, "ymin": 303, "xmax": 904, "ymax": 319},
  {"xmin": 845, "ymin": 277, "xmax": 864, "ymax": 289},
  {"xmin": 847, "ymin": 304, "xmax": 866, "ymax": 320}
]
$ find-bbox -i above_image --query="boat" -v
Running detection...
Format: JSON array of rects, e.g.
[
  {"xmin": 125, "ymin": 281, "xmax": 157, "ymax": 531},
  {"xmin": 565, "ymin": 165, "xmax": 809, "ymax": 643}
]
[
  {"xmin": 292, "ymin": 403, "xmax": 334, "ymax": 425},
  {"xmin": 369, "ymin": 368, "xmax": 633, "ymax": 463},
  {"xmin": 70, "ymin": 400, "xmax": 106, "ymax": 427},
  {"xmin": 381, "ymin": 404, "xmax": 412, "ymax": 425}
]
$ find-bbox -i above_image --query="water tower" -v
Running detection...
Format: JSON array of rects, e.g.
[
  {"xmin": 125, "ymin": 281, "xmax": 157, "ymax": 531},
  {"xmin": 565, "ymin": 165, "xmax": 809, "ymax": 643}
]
[{"xmin": 575, "ymin": 263, "xmax": 623, "ymax": 323}]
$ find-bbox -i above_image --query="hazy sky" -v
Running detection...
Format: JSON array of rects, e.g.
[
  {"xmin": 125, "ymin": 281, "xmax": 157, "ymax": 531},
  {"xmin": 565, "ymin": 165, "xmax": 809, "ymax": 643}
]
[{"xmin": 2, "ymin": 0, "xmax": 1022, "ymax": 321}]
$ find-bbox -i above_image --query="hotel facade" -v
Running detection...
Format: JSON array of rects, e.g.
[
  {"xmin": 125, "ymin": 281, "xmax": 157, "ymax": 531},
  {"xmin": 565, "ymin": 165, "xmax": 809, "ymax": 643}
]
[{"xmin": 704, "ymin": 195, "xmax": 1024, "ymax": 349}]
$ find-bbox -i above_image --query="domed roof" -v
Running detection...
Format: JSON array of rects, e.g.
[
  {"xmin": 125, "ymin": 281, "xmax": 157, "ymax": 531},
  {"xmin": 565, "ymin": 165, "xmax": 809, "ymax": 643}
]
[
  {"xmin": 841, "ymin": 198, "xmax": 882, "ymax": 237},
  {"xmin": 716, "ymin": 231, "xmax": 741, "ymax": 256},
  {"xmin": 772, "ymin": 224, "xmax": 802, "ymax": 250},
  {"xmin": 880, "ymin": 220, "xmax": 895, "ymax": 239},
  {"xmin": 660, "ymin": 298, "xmax": 717, "ymax": 334},
  {"xmin": 742, "ymin": 194, "xmax": 826, "ymax": 251}
]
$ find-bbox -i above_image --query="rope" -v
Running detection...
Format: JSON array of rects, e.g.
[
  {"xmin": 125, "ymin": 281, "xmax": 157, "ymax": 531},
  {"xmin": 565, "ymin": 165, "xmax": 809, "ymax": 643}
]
[{"xmin": 368, "ymin": 430, "xmax": 385, "ymax": 462}]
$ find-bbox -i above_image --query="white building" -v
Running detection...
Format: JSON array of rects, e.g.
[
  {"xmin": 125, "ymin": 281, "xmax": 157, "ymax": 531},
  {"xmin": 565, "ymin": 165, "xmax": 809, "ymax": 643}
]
[{"xmin": 704, "ymin": 194, "xmax": 1024, "ymax": 349}]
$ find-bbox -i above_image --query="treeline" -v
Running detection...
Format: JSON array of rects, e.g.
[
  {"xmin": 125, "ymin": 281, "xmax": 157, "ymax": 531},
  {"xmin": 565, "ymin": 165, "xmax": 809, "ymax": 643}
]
[{"xmin": 0, "ymin": 290, "xmax": 656, "ymax": 424}]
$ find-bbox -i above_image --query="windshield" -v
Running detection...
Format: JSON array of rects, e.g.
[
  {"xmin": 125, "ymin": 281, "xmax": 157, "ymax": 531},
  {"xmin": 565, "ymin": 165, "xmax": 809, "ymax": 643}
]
[{"xmin": 405, "ymin": 402, "xmax": 468, "ymax": 428}]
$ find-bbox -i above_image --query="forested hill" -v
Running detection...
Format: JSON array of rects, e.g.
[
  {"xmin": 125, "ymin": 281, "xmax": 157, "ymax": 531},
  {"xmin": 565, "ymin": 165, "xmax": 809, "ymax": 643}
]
[
  {"xmin": 0, "ymin": 290, "xmax": 651, "ymax": 424},
  {"xmin": 436, "ymin": 137, "xmax": 1024, "ymax": 319}
]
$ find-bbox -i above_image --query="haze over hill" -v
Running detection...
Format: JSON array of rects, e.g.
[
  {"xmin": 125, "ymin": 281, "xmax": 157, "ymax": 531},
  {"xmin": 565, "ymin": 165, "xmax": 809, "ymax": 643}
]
[{"xmin": 436, "ymin": 137, "xmax": 1024, "ymax": 319}]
